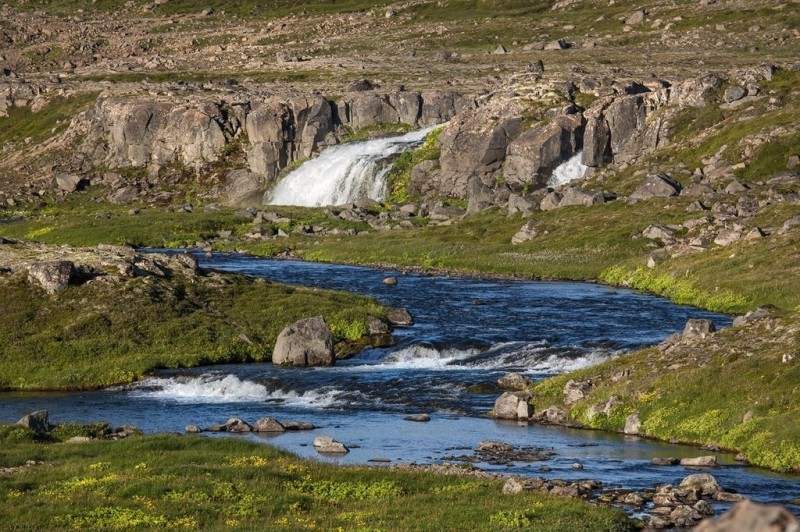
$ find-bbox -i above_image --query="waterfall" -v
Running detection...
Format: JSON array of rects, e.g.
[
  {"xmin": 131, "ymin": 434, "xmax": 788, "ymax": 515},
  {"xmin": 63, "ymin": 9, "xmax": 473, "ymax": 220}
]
[
  {"xmin": 265, "ymin": 125, "xmax": 439, "ymax": 207},
  {"xmin": 548, "ymin": 151, "xmax": 588, "ymax": 188}
]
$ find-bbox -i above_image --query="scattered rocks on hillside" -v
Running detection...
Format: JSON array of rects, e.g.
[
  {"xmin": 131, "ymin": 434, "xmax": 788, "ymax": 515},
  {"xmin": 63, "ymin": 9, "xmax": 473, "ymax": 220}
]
[
  {"xmin": 272, "ymin": 316, "xmax": 335, "ymax": 367},
  {"xmin": 511, "ymin": 221, "xmax": 538, "ymax": 244},
  {"xmin": 313, "ymin": 435, "xmax": 349, "ymax": 454},
  {"xmin": 629, "ymin": 174, "xmax": 682, "ymax": 200}
]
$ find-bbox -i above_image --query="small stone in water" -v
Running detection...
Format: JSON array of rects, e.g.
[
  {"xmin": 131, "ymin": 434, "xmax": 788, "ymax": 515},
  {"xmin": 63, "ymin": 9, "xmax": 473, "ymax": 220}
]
[{"xmin": 572, "ymin": 462, "xmax": 584, "ymax": 470}]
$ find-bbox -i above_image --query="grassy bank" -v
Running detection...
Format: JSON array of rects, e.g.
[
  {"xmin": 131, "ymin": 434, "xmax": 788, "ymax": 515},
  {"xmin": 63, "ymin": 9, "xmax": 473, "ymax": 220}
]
[
  {"xmin": 0, "ymin": 265, "xmax": 387, "ymax": 390},
  {"xmin": 0, "ymin": 433, "xmax": 635, "ymax": 531},
  {"xmin": 3, "ymin": 196, "xmax": 799, "ymax": 314},
  {"xmin": 532, "ymin": 312, "xmax": 800, "ymax": 473}
]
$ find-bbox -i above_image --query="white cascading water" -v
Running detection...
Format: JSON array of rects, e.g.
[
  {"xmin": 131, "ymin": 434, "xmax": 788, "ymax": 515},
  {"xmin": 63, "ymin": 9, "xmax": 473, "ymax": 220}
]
[
  {"xmin": 265, "ymin": 125, "xmax": 440, "ymax": 207},
  {"xmin": 548, "ymin": 151, "xmax": 589, "ymax": 188}
]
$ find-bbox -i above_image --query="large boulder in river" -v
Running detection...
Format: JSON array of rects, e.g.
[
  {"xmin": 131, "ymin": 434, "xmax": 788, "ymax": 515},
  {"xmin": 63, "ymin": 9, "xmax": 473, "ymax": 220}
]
[
  {"xmin": 492, "ymin": 391, "xmax": 534, "ymax": 420},
  {"xmin": 693, "ymin": 500, "xmax": 799, "ymax": 532},
  {"xmin": 680, "ymin": 473, "xmax": 722, "ymax": 496},
  {"xmin": 272, "ymin": 316, "xmax": 335, "ymax": 367},
  {"xmin": 313, "ymin": 435, "xmax": 349, "ymax": 454},
  {"xmin": 27, "ymin": 261, "xmax": 74, "ymax": 294}
]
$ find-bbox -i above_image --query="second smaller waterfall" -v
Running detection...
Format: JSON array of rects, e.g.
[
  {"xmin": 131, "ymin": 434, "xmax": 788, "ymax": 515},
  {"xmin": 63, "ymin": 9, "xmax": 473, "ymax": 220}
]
[
  {"xmin": 265, "ymin": 126, "xmax": 439, "ymax": 207},
  {"xmin": 548, "ymin": 151, "xmax": 588, "ymax": 188}
]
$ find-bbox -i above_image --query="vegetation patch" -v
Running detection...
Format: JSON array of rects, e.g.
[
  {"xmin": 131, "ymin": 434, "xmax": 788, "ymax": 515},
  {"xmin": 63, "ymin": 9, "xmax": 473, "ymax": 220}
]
[
  {"xmin": 0, "ymin": 263, "xmax": 387, "ymax": 390},
  {"xmin": 532, "ymin": 312, "xmax": 800, "ymax": 473},
  {"xmin": 0, "ymin": 435, "xmax": 634, "ymax": 530}
]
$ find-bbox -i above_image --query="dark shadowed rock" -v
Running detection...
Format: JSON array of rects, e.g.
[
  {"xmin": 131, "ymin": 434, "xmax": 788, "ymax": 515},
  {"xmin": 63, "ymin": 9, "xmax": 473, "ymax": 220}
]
[
  {"xmin": 651, "ymin": 457, "xmax": 680, "ymax": 466},
  {"xmin": 27, "ymin": 261, "xmax": 74, "ymax": 294},
  {"xmin": 630, "ymin": 174, "xmax": 682, "ymax": 200},
  {"xmin": 683, "ymin": 319, "xmax": 716, "ymax": 340},
  {"xmin": 347, "ymin": 79, "xmax": 376, "ymax": 92},
  {"xmin": 17, "ymin": 410, "xmax": 50, "ymax": 433},
  {"xmin": 272, "ymin": 316, "xmax": 335, "ymax": 367},
  {"xmin": 281, "ymin": 421, "xmax": 315, "ymax": 431}
]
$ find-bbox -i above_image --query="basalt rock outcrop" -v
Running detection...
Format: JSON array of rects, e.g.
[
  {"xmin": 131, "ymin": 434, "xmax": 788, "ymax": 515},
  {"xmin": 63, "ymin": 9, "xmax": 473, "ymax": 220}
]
[{"xmin": 76, "ymin": 89, "xmax": 468, "ymax": 203}]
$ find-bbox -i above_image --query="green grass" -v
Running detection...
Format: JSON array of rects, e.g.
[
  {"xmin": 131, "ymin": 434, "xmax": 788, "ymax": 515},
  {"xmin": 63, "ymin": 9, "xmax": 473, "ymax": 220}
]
[
  {"xmin": 532, "ymin": 312, "xmax": 800, "ymax": 473},
  {"xmin": 0, "ymin": 266, "xmax": 387, "ymax": 390},
  {"xmin": 0, "ymin": 434, "xmax": 635, "ymax": 530},
  {"xmin": 0, "ymin": 92, "xmax": 98, "ymax": 153}
]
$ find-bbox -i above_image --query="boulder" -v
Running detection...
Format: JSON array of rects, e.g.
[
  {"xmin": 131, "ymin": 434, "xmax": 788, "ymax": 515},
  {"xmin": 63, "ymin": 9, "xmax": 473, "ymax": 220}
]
[
  {"xmin": 55, "ymin": 173, "xmax": 83, "ymax": 193},
  {"xmin": 466, "ymin": 176, "xmax": 495, "ymax": 214},
  {"xmin": 108, "ymin": 186, "xmax": 139, "ymax": 205},
  {"xmin": 651, "ymin": 457, "xmax": 680, "ymax": 466},
  {"xmin": 724, "ymin": 86, "xmax": 747, "ymax": 104},
  {"xmin": 224, "ymin": 418, "xmax": 253, "ymax": 433},
  {"xmin": 693, "ymin": 500, "xmax": 799, "ymax": 532},
  {"xmin": 625, "ymin": 9, "xmax": 646, "ymax": 25},
  {"xmin": 27, "ymin": 261, "xmax": 74, "ymax": 294},
  {"xmin": 680, "ymin": 473, "xmax": 722, "ymax": 496},
  {"xmin": 253, "ymin": 417, "xmax": 286, "ymax": 433},
  {"xmin": 630, "ymin": 174, "xmax": 682, "ymax": 200},
  {"xmin": 557, "ymin": 187, "xmax": 605, "ymax": 208},
  {"xmin": 624, "ymin": 413, "xmax": 642, "ymax": 435},
  {"xmin": 272, "ymin": 316, "xmax": 335, "ymax": 367},
  {"xmin": 683, "ymin": 319, "xmax": 716, "ymax": 340},
  {"xmin": 404, "ymin": 414, "xmax": 431, "ymax": 422},
  {"xmin": 539, "ymin": 191, "xmax": 563, "ymax": 211},
  {"xmin": 17, "ymin": 410, "xmax": 50, "ymax": 433},
  {"xmin": 184, "ymin": 425, "xmax": 202, "ymax": 433},
  {"xmin": 511, "ymin": 221, "xmax": 538, "ymax": 245},
  {"xmin": 282, "ymin": 421, "xmax": 315, "ymax": 431},
  {"xmin": 503, "ymin": 115, "xmax": 584, "ymax": 188},
  {"xmin": 563, "ymin": 379, "xmax": 591, "ymax": 405},
  {"xmin": 492, "ymin": 391, "xmax": 534, "ymax": 420},
  {"xmin": 535, "ymin": 406, "xmax": 567, "ymax": 424},
  {"xmin": 225, "ymin": 169, "xmax": 263, "ymax": 205},
  {"xmin": 497, "ymin": 373, "xmax": 533, "ymax": 391},
  {"xmin": 680, "ymin": 455, "xmax": 717, "ymax": 467},
  {"xmin": 714, "ymin": 229, "xmax": 742, "ymax": 247},
  {"xmin": 382, "ymin": 276, "xmax": 398, "ymax": 286},
  {"xmin": 507, "ymin": 194, "xmax": 538, "ymax": 215},
  {"xmin": 386, "ymin": 307, "xmax": 413, "ymax": 326},
  {"xmin": 313, "ymin": 435, "xmax": 349, "ymax": 453}
]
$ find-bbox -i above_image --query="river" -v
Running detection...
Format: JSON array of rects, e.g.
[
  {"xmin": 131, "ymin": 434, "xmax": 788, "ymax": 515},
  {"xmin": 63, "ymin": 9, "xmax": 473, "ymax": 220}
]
[{"xmin": 1, "ymin": 253, "xmax": 798, "ymax": 511}]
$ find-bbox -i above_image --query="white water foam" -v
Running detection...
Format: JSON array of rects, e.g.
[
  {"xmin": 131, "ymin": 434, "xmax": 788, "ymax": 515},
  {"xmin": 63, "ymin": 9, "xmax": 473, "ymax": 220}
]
[
  {"xmin": 376, "ymin": 341, "xmax": 615, "ymax": 373},
  {"xmin": 265, "ymin": 125, "xmax": 440, "ymax": 207},
  {"xmin": 131, "ymin": 375, "xmax": 352, "ymax": 407},
  {"xmin": 548, "ymin": 151, "xmax": 588, "ymax": 187},
  {"xmin": 379, "ymin": 344, "xmax": 483, "ymax": 369}
]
